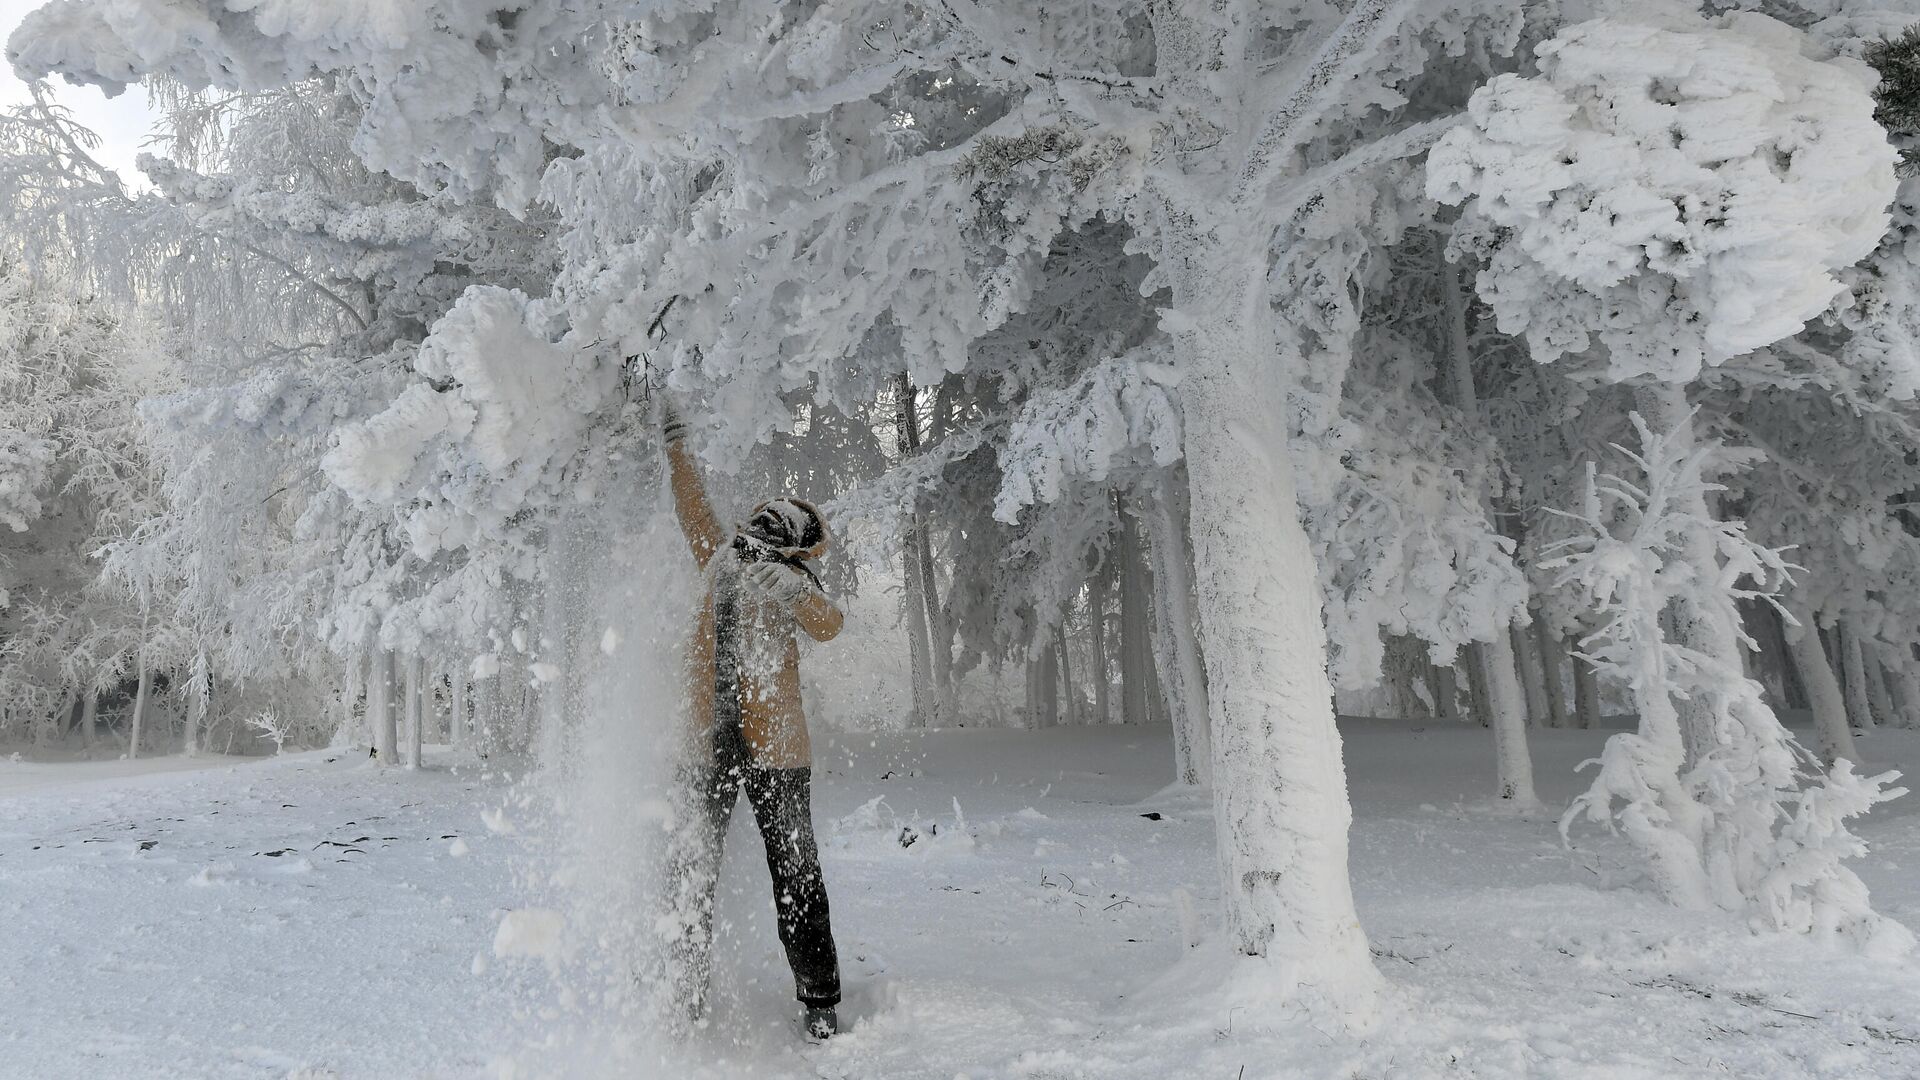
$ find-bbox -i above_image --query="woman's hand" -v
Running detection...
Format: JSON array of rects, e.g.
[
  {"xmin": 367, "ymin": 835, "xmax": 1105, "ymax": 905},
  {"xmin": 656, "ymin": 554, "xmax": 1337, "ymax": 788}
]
[{"xmin": 745, "ymin": 561, "xmax": 817, "ymax": 605}]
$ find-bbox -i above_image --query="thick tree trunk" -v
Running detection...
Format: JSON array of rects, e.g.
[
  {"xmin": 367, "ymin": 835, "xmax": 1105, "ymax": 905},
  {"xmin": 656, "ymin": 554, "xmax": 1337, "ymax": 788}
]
[
  {"xmin": 1461, "ymin": 644, "xmax": 1492, "ymax": 728},
  {"xmin": 370, "ymin": 647, "xmax": 397, "ymax": 764},
  {"xmin": 340, "ymin": 651, "xmax": 362, "ymax": 746},
  {"xmin": 1571, "ymin": 641, "xmax": 1600, "ymax": 730},
  {"xmin": 1635, "ymin": 385, "xmax": 1751, "ymax": 768},
  {"xmin": 1054, "ymin": 620, "xmax": 1078, "ymax": 726},
  {"xmin": 1433, "ymin": 660, "xmax": 1462, "ymax": 723},
  {"xmin": 403, "ymin": 653, "xmax": 424, "ymax": 769},
  {"xmin": 1087, "ymin": 567, "xmax": 1112, "ymax": 725},
  {"xmin": 1889, "ymin": 645, "xmax": 1920, "ymax": 729},
  {"xmin": 896, "ymin": 373, "xmax": 942, "ymax": 727},
  {"xmin": 183, "ymin": 653, "xmax": 207, "ymax": 758},
  {"xmin": 1116, "ymin": 492, "xmax": 1157, "ymax": 727},
  {"xmin": 901, "ymin": 524, "xmax": 935, "ymax": 728},
  {"xmin": 1484, "ymin": 630, "xmax": 1541, "ymax": 805},
  {"xmin": 1534, "ymin": 618, "xmax": 1567, "ymax": 729},
  {"xmin": 1442, "ymin": 250, "xmax": 1538, "ymax": 804},
  {"xmin": 1840, "ymin": 627, "xmax": 1878, "ymax": 733},
  {"xmin": 450, "ymin": 662, "xmax": 469, "ymax": 749},
  {"xmin": 1515, "ymin": 622, "xmax": 1549, "ymax": 728},
  {"xmin": 1146, "ymin": 469, "xmax": 1213, "ymax": 784},
  {"xmin": 1784, "ymin": 606, "xmax": 1860, "ymax": 764},
  {"xmin": 1027, "ymin": 646, "xmax": 1058, "ymax": 729},
  {"xmin": 1173, "ymin": 300, "xmax": 1372, "ymax": 984},
  {"xmin": 80, "ymin": 690, "xmax": 97, "ymax": 747},
  {"xmin": 1866, "ymin": 643, "xmax": 1899, "ymax": 732},
  {"xmin": 129, "ymin": 662, "xmax": 152, "ymax": 760}
]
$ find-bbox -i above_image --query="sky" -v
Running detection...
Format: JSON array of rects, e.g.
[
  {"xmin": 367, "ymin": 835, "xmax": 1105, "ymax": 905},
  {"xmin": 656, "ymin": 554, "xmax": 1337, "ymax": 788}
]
[{"xmin": 0, "ymin": 0, "xmax": 160, "ymax": 184}]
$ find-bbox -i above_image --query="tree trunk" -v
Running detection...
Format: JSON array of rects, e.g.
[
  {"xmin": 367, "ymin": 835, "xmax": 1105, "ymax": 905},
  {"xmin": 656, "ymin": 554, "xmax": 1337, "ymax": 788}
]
[
  {"xmin": 1146, "ymin": 469, "xmax": 1213, "ymax": 784},
  {"xmin": 128, "ymin": 661, "xmax": 152, "ymax": 760},
  {"xmin": 340, "ymin": 651, "xmax": 362, "ymax": 747},
  {"xmin": 184, "ymin": 652, "xmax": 208, "ymax": 758},
  {"xmin": 1635, "ymin": 385, "xmax": 1753, "ymax": 768},
  {"xmin": 80, "ymin": 690, "xmax": 98, "ymax": 747},
  {"xmin": 913, "ymin": 376, "xmax": 958, "ymax": 721},
  {"xmin": 1482, "ymin": 630, "xmax": 1541, "ymax": 805},
  {"xmin": 1116, "ymin": 491, "xmax": 1156, "ymax": 727},
  {"xmin": 1442, "ymin": 247, "xmax": 1539, "ymax": 806},
  {"xmin": 1840, "ymin": 626, "xmax": 1878, "ymax": 733},
  {"xmin": 896, "ymin": 373, "xmax": 941, "ymax": 728},
  {"xmin": 1027, "ymin": 646, "xmax": 1058, "ymax": 729},
  {"xmin": 902, "ymin": 537, "xmax": 935, "ymax": 728},
  {"xmin": 1534, "ymin": 618, "xmax": 1567, "ymax": 729},
  {"xmin": 1172, "ymin": 294, "xmax": 1372, "ymax": 983},
  {"xmin": 1571, "ymin": 641, "xmax": 1600, "ymax": 730},
  {"xmin": 1460, "ymin": 644, "xmax": 1491, "ymax": 728},
  {"xmin": 450, "ymin": 662, "xmax": 469, "ymax": 749},
  {"xmin": 370, "ymin": 647, "xmax": 397, "ymax": 764},
  {"xmin": 1866, "ymin": 643, "xmax": 1899, "ymax": 732},
  {"xmin": 1890, "ymin": 645, "xmax": 1920, "ymax": 729},
  {"xmin": 1514, "ymin": 623, "xmax": 1548, "ymax": 728},
  {"xmin": 1055, "ymin": 620, "xmax": 1078, "ymax": 726},
  {"xmin": 1087, "ymin": 566, "xmax": 1112, "ymax": 725},
  {"xmin": 1784, "ymin": 606, "xmax": 1860, "ymax": 764},
  {"xmin": 403, "ymin": 653, "xmax": 424, "ymax": 769},
  {"xmin": 1433, "ymin": 660, "xmax": 1462, "ymax": 724}
]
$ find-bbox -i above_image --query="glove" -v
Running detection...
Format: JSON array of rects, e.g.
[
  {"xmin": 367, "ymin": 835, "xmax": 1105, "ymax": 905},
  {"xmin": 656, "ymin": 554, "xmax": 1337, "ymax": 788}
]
[
  {"xmin": 659, "ymin": 400, "xmax": 689, "ymax": 445},
  {"xmin": 745, "ymin": 561, "xmax": 816, "ymax": 605}
]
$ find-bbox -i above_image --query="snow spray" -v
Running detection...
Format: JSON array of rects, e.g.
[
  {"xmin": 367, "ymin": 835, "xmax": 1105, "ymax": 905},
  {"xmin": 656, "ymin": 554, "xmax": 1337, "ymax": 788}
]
[{"xmin": 491, "ymin": 460, "xmax": 706, "ymax": 1072}]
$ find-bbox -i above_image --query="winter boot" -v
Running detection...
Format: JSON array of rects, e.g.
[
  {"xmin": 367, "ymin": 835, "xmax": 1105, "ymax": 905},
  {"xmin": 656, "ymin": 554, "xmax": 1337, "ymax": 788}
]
[{"xmin": 803, "ymin": 1005, "xmax": 837, "ymax": 1041}]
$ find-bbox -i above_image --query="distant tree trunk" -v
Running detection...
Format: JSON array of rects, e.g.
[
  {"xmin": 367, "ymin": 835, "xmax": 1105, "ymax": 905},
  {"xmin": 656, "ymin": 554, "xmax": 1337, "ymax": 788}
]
[
  {"xmin": 370, "ymin": 647, "xmax": 397, "ymax": 764},
  {"xmin": 129, "ymin": 661, "xmax": 152, "ymax": 760},
  {"xmin": 1570, "ymin": 641, "xmax": 1600, "ymax": 730},
  {"xmin": 340, "ymin": 652, "xmax": 362, "ymax": 746},
  {"xmin": 1840, "ymin": 627, "xmax": 1878, "ymax": 732},
  {"xmin": 1433, "ymin": 660, "xmax": 1462, "ymax": 723},
  {"xmin": 1115, "ymin": 491, "xmax": 1155, "ymax": 726},
  {"xmin": 1442, "ymin": 248, "xmax": 1538, "ymax": 802},
  {"xmin": 183, "ymin": 652, "xmax": 208, "ymax": 758},
  {"xmin": 1889, "ymin": 645, "xmax": 1920, "ymax": 729},
  {"xmin": 1866, "ymin": 645, "xmax": 1899, "ymax": 733},
  {"xmin": 1515, "ymin": 622, "xmax": 1549, "ymax": 728},
  {"xmin": 1054, "ymin": 620, "xmax": 1078, "ymax": 725},
  {"xmin": 1534, "ymin": 619, "xmax": 1567, "ymax": 729},
  {"xmin": 45, "ymin": 691, "xmax": 76, "ymax": 749},
  {"xmin": 1784, "ymin": 606, "xmax": 1860, "ymax": 764},
  {"xmin": 1461, "ymin": 644, "xmax": 1490, "ymax": 727},
  {"xmin": 896, "ymin": 374, "xmax": 939, "ymax": 728},
  {"xmin": 403, "ymin": 653, "xmax": 424, "ymax": 769},
  {"xmin": 1482, "ymin": 630, "xmax": 1540, "ymax": 805},
  {"xmin": 80, "ymin": 690, "xmax": 98, "ymax": 747},
  {"xmin": 450, "ymin": 662, "xmax": 469, "ymax": 749},
  {"xmin": 474, "ymin": 670, "xmax": 498, "ymax": 756},
  {"xmin": 1026, "ymin": 645, "xmax": 1058, "ymax": 729},
  {"xmin": 1087, "ymin": 568, "xmax": 1112, "ymax": 725},
  {"xmin": 1146, "ymin": 469, "xmax": 1212, "ymax": 784},
  {"xmin": 1636, "ymin": 384, "xmax": 1752, "ymax": 769}
]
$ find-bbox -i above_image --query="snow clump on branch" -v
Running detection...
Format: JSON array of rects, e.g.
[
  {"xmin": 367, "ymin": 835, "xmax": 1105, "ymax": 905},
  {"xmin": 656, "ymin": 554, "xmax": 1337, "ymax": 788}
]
[{"xmin": 1427, "ymin": 5, "xmax": 1898, "ymax": 380}]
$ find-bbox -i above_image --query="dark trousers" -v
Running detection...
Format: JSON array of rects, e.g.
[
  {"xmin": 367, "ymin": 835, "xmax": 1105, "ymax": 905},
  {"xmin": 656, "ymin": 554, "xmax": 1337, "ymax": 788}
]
[{"xmin": 670, "ymin": 723, "xmax": 841, "ymax": 1012}]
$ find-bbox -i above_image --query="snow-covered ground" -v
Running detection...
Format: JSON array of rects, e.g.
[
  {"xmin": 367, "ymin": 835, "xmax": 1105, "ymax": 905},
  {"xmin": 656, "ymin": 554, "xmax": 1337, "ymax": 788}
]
[{"xmin": 3, "ymin": 722, "xmax": 1918, "ymax": 1079}]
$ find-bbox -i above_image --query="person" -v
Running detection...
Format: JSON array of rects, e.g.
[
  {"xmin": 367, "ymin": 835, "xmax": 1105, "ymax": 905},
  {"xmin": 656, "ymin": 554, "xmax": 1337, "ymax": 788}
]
[{"xmin": 658, "ymin": 403, "xmax": 846, "ymax": 1041}]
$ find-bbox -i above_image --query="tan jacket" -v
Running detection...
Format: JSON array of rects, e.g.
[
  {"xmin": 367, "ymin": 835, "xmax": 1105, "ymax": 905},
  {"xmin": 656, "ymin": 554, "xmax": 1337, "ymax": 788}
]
[{"xmin": 670, "ymin": 442, "xmax": 842, "ymax": 768}]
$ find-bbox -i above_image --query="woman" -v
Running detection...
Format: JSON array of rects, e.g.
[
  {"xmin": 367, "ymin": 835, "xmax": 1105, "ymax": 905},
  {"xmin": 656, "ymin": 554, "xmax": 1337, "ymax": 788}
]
[{"xmin": 660, "ymin": 404, "xmax": 845, "ymax": 1041}]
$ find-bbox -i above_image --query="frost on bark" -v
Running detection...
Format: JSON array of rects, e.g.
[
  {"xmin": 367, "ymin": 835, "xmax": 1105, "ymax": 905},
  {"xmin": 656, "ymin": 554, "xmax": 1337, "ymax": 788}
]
[
  {"xmin": 370, "ymin": 647, "xmax": 397, "ymax": 765},
  {"xmin": 1785, "ymin": 607, "xmax": 1862, "ymax": 765},
  {"xmin": 1147, "ymin": 469, "xmax": 1212, "ymax": 785},
  {"xmin": 1169, "ymin": 281, "xmax": 1374, "ymax": 991}
]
